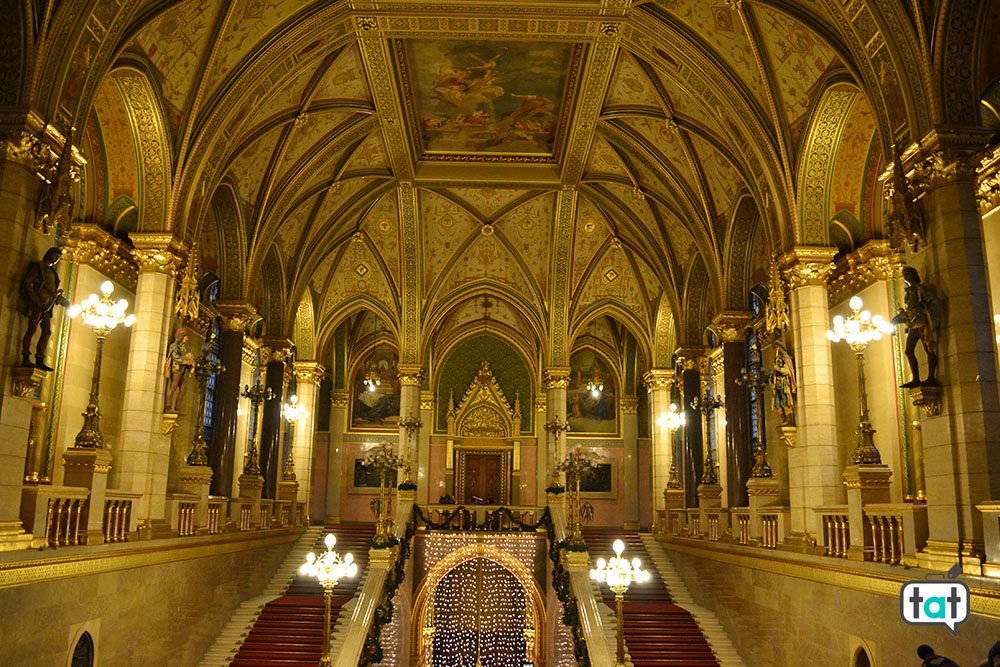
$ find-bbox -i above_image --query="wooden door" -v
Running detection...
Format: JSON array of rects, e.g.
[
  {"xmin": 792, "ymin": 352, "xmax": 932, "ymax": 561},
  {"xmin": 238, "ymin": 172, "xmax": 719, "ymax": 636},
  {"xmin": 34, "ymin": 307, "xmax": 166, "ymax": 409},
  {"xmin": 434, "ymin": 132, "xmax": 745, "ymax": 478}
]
[{"xmin": 464, "ymin": 454, "xmax": 501, "ymax": 504}]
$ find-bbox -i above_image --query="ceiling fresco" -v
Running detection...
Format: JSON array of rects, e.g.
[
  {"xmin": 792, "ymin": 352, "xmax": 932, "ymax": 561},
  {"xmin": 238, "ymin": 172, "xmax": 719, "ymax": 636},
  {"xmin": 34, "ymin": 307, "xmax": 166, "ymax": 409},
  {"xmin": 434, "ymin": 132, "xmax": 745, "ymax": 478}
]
[{"xmin": 397, "ymin": 39, "xmax": 582, "ymax": 161}]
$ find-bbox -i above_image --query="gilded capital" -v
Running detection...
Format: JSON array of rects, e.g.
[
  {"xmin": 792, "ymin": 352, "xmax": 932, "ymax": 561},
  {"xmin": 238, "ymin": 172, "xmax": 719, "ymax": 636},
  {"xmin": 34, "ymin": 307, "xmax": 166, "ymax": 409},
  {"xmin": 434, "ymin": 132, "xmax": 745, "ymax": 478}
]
[
  {"xmin": 779, "ymin": 246, "xmax": 837, "ymax": 290},
  {"xmin": 979, "ymin": 145, "xmax": 1000, "ymax": 215},
  {"xmin": 242, "ymin": 335, "xmax": 261, "ymax": 365},
  {"xmin": 643, "ymin": 368, "xmax": 674, "ymax": 391},
  {"xmin": 215, "ymin": 301, "xmax": 257, "ymax": 332},
  {"xmin": 397, "ymin": 364, "xmax": 425, "ymax": 387},
  {"xmin": 711, "ymin": 310, "xmax": 754, "ymax": 343},
  {"xmin": 293, "ymin": 361, "xmax": 326, "ymax": 386},
  {"xmin": 826, "ymin": 240, "xmax": 904, "ymax": 305},
  {"xmin": 131, "ymin": 233, "xmax": 187, "ymax": 276},
  {"xmin": 673, "ymin": 346, "xmax": 706, "ymax": 371},
  {"xmin": 543, "ymin": 367, "xmax": 572, "ymax": 390},
  {"xmin": 59, "ymin": 223, "xmax": 139, "ymax": 289},
  {"xmin": 907, "ymin": 127, "xmax": 992, "ymax": 195},
  {"xmin": 420, "ymin": 391, "xmax": 435, "ymax": 410},
  {"xmin": 262, "ymin": 337, "xmax": 294, "ymax": 364}
]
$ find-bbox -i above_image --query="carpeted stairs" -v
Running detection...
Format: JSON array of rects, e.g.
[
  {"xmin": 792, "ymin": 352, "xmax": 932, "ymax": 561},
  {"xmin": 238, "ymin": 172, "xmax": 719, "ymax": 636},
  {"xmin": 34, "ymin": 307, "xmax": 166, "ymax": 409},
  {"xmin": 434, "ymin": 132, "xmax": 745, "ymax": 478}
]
[
  {"xmin": 583, "ymin": 529, "xmax": 720, "ymax": 667},
  {"xmin": 228, "ymin": 523, "xmax": 376, "ymax": 667}
]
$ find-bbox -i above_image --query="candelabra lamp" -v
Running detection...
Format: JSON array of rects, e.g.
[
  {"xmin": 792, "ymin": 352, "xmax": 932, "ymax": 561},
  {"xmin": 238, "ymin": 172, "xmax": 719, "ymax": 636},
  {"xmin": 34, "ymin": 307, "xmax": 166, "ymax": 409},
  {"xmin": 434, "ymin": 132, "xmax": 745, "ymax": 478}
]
[
  {"xmin": 240, "ymin": 375, "xmax": 274, "ymax": 475},
  {"xmin": 556, "ymin": 446, "xmax": 598, "ymax": 546},
  {"xmin": 363, "ymin": 441, "xmax": 405, "ymax": 544},
  {"xmin": 281, "ymin": 394, "xmax": 309, "ymax": 480},
  {"xmin": 690, "ymin": 391, "xmax": 724, "ymax": 484},
  {"xmin": 543, "ymin": 414, "xmax": 570, "ymax": 491},
  {"xmin": 398, "ymin": 412, "xmax": 422, "ymax": 488},
  {"xmin": 187, "ymin": 333, "xmax": 225, "ymax": 466},
  {"xmin": 655, "ymin": 402, "xmax": 686, "ymax": 488},
  {"xmin": 736, "ymin": 345, "xmax": 774, "ymax": 478},
  {"xmin": 590, "ymin": 538, "xmax": 650, "ymax": 667},
  {"xmin": 300, "ymin": 532, "xmax": 358, "ymax": 666},
  {"xmin": 827, "ymin": 296, "xmax": 894, "ymax": 464},
  {"xmin": 66, "ymin": 280, "xmax": 136, "ymax": 448}
]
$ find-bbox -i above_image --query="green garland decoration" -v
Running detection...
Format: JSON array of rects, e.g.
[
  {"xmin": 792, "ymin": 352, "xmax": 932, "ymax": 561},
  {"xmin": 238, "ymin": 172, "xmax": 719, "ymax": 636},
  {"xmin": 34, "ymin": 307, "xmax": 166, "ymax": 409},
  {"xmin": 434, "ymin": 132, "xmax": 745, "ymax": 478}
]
[
  {"xmin": 413, "ymin": 504, "xmax": 551, "ymax": 532},
  {"xmin": 359, "ymin": 516, "xmax": 417, "ymax": 666}
]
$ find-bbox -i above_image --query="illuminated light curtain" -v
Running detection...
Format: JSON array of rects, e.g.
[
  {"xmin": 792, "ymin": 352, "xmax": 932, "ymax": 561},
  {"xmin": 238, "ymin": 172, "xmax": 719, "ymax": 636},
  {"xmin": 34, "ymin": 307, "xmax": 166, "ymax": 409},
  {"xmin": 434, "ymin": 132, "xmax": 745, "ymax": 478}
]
[{"xmin": 431, "ymin": 558, "xmax": 528, "ymax": 667}]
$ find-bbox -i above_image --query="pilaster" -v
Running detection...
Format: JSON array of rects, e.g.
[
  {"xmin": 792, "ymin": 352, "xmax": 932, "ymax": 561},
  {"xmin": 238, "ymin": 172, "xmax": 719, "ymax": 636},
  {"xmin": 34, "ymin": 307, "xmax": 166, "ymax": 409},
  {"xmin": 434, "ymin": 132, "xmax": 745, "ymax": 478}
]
[
  {"xmin": 210, "ymin": 300, "xmax": 256, "ymax": 498},
  {"xmin": 644, "ymin": 368, "xmax": 675, "ymax": 516},
  {"xmin": 621, "ymin": 394, "xmax": 639, "ymax": 529},
  {"xmin": 326, "ymin": 390, "xmax": 348, "ymax": 523},
  {"xmin": 544, "ymin": 366, "xmax": 571, "ymax": 484},
  {"xmin": 259, "ymin": 337, "xmax": 292, "ymax": 499},
  {"xmin": 675, "ymin": 347, "xmax": 706, "ymax": 508},
  {"xmin": 62, "ymin": 447, "xmax": 114, "ymax": 544},
  {"xmin": 713, "ymin": 311, "xmax": 754, "ymax": 508},
  {"xmin": 292, "ymin": 361, "xmax": 325, "ymax": 505}
]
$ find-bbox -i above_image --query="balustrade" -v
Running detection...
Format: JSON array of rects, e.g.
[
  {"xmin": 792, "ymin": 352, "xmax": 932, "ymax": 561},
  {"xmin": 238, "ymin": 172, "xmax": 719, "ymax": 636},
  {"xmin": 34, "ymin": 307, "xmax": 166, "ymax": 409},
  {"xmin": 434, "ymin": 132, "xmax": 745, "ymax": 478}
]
[
  {"xmin": 206, "ymin": 498, "xmax": 225, "ymax": 534},
  {"xmin": 731, "ymin": 509, "xmax": 750, "ymax": 545},
  {"xmin": 417, "ymin": 504, "xmax": 545, "ymax": 531},
  {"xmin": 815, "ymin": 507, "xmax": 850, "ymax": 558},
  {"xmin": 863, "ymin": 503, "xmax": 927, "ymax": 565},
  {"xmin": 259, "ymin": 499, "xmax": 274, "ymax": 530},
  {"xmin": 19, "ymin": 486, "xmax": 90, "ymax": 548},
  {"xmin": 761, "ymin": 514, "xmax": 779, "ymax": 549}
]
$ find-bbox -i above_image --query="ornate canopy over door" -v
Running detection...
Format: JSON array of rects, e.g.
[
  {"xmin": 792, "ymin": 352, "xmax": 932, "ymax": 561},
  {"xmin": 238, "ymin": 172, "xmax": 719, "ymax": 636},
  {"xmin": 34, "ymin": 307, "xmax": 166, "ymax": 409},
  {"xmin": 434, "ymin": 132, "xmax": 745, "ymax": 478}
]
[{"xmin": 447, "ymin": 361, "xmax": 521, "ymax": 438}]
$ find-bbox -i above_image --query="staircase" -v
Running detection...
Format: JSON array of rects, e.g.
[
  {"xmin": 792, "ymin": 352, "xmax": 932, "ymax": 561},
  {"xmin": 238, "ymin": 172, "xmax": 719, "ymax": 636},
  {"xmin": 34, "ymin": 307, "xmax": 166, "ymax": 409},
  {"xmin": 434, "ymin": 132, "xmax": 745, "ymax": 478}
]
[
  {"xmin": 209, "ymin": 523, "xmax": 375, "ymax": 667},
  {"xmin": 582, "ymin": 529, "xmax": 721, "ymax": 667}
]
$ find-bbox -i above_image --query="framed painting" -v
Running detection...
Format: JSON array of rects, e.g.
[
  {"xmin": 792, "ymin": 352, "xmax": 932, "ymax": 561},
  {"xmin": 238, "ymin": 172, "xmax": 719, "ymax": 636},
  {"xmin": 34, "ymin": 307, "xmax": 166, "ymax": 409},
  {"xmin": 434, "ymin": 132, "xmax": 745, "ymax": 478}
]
[
  {"xmin": 566, "ymin": 348, "xmax": 618, "ymax": 435},
  {"xmin": 350, "ymin": 346, "xmax": 401, "ymax": 430}
]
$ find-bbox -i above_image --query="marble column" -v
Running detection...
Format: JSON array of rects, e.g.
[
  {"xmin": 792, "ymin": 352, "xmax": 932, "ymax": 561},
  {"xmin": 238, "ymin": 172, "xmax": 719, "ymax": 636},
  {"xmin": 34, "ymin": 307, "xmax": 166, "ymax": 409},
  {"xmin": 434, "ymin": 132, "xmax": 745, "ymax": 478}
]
[
  {"xmin": 209, "ymin": 301, "xmax": 256, "ymax": 497},
  {"xmin": 535, "ymin": 393, "xmax": 548, "ymax": 504},
  {"xmin": 418, "ymin": 390, "xmax": 433, "ymax": 505},
  {"xmin": 325, "ymin": 390, "xmax": 348, "ymax": 523},
  {"xmin": 781, "ymin": 247, "xmax": 839, "ymax": 538},
  {"xmin": 114, "ymin": 234, "xmax": 185, "ymax": 524},
  {"xmin": 644, "ymin": 369, "xmax": 675, "ymax": 517},
  {"xmin": 397, "ymin": 364, "xmax": 424, "ymax": 486},
  {"xmin": 259, "ymin": 338, "xmax": 292, "ymax": 499},
  {"xmin": 0, "ymin": 120, "xmax": 66, "ymax": 550},
  {"xmin": 544, "ymin": 367, "xmax": 571, "ymax": 488},
  {"xmin": 713, "ymin": 311, "xmax": 754, "ymax": 507},
  {"xmin": 291, "ymin": 362, "xmax": 325, "ymax": 505},
  {"xmin": 906, "ymin": 130, "xmax": 1000, "ymax": 571},
  {"xmin": 675, "ymin": 348, "xmax": 705, "ymax": 508},
  {"xmin": 621, "ymin": 395, "xmax": 639, "ymax": 529}
]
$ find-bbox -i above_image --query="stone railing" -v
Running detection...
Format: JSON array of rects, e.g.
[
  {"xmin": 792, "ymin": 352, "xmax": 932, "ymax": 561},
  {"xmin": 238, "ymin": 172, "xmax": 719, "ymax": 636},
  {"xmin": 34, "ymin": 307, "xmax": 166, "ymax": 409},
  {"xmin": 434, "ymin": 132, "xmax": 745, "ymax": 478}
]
[
  {"xmin": 231, "ymin": 498, "xmax": 254, "ymax": 531},
  {"xmin": 19, "ymin": 486, "xmax": 90, "ymax": 548},
  {"xmin": 706, "ymin": 510, "xmax": 721, "ymax": 541},
  {"xmin": 103, "ymin": 490, "xmax": 140, "ymax": 543},
  {"xmin": 761, "ymin": 512, "xmax": 779, "ymax": 549},
  {"xmin": 206, "ymin": 497, "xmax": 226, "ymax": 534},
  {"xmin": 687, "ymin": 508, "xmax": 701, "ymax": 538},
  {"xmin": 166, "ymin": 493, "xmax": 200, "ymax": 536},
  {"xmin": 815, "ymin": 506, "xmax": 850, "ymax": 558},
  {"xmin": 258, "ymin": 499, "xmax": 274, "ymax": 530},
  {"xmin": 669, "ymin": 508, "xmax": 685, "ymax": 536},
  {"xmin": 864, "ymin": 502, "xmax": 928, "ymax": 565},
  {"xmin": 731, "ymin": 508, "xmax": 751, "ymax": 545}
]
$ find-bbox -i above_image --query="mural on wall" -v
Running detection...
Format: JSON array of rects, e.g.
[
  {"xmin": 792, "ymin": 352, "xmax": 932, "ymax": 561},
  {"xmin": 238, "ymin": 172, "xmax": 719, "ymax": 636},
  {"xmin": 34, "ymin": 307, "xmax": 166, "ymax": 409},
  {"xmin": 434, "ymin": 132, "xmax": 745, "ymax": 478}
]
[
  {"xmin": 351, "ymin": 346, "xmax": 401, "ymax": 430},
  {"xmin": 402, "ymin": 39, "xmax": 578, "ymax": 157},
  {"xmin": 353, "ymin": 458, "xmax": 397, "ymax": 488},
  {"xmin": 579, "ymin": 463, "xmax": 613, "ymax": 493},
  {"xmin": 566, "ymin": 348, "xmax": 617, "ymax": 435}
]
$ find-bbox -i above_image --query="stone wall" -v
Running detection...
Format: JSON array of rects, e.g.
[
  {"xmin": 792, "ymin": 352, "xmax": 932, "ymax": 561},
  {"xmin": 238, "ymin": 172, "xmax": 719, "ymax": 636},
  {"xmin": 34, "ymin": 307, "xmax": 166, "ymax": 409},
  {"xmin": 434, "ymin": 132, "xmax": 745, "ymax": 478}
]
[
  {"xmin": 0, "ymin": 532, "xmax": 299, "ymax": 666},
  {"xmin": 664, "ymin": 544, "xmax": 999, "ymax": 666}
]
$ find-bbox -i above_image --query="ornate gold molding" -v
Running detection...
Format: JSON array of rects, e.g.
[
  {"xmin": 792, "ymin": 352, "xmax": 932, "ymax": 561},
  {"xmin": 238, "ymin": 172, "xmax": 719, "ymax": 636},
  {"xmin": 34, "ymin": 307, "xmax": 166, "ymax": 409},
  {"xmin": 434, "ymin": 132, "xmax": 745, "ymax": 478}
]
[
  {"xmin": 420, "ymin": 391, "xmax": 435, "ymax": 411},
  {"xmin": 0, "ymin": 112, "xmax": 86, "ymax": 178},
  {"xmin": 293, "ymin": 361, "xmax": 326, "ymax": 386},
  {"xmin": 778, "ymin": 246, "xmax": 837, "ymax": 290},
  {"xmin": 826, "ymin": 240, "xmax": 904, "ymax": 305},
  {"xmin": 10, "ymin": 367, "xmax": 46, "ymax": 399},
  {"xmin": 979, "ymin": 144, "xmax": 1000, "ymax": 215},
  {"xmin": 710, "ymin": 311, "xmax": 754, "ymax": 343},
  {"xmin": 131, "ymin": 233, "xmax": 188, "ymax": 277},
  {"xmin": 242, "ymin": 336, "xmax": 262, "ymax": 366},
  {"xmin": 59, "ymin": 224, "xmax": 139, "ymax": 289},
  {"xmin": 673, "ymin": 346, "xmax": 706, "ymax": 371},
  {"xmin": 215, "ymin": 301, "xmax": 257, "ymax": 333},
  {"xmin": 905, "ymin": 128, "xmax": 992, "ymax": 196},
  {"xmin": 643, "ymin": 368, "xmax": 674, "ymax": 391},
  {"xmin": 621, "ymin": 395, "xmax": 638, "ymax": 414},
  {"xmin": 331, "ymin": 391, "xmax": 349, "ymax": 409},
  {"xmin": 262, "ymin": 337, "xmax": 294, "ymax": 365},
  {"xmin": 907, "ymin": 385, "xmax": 942, "ymax": 418},
  {"xmin": 543, "ymin": 367, "xmax": 572, "ymax": 390},
  {"xmin": 397, "ymin": 364, "xmax": 425, "ymax": 387}
]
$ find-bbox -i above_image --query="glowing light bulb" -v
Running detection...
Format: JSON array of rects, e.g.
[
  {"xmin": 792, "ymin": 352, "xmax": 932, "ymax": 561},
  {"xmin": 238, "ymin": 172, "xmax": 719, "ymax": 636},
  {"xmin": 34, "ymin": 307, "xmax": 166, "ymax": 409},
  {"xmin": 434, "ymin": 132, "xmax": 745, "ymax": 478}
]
[
  {"xmin": 613, "ymin": 539, "xmax": 625, "ymax": 555},
  {"xmin": 849, "ymin": 295, "xmax": 862, "ymax": 311},
  {"xmin": 100, "ymin": 280, "xmax": 114, "ymax": 295},
  {"xmin": 325, "ymin": 533, "xmax": 336, "ymax": 548}
]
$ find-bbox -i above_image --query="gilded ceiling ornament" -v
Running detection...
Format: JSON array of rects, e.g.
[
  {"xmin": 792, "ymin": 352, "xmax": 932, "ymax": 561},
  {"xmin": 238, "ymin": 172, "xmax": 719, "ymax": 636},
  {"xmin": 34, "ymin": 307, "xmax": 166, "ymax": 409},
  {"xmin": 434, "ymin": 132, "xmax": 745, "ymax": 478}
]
[
  {"xmin": 883, "ymin": 146, "xmax": 926, "ymax": 252},
  {"xmin": 293, "ymin": 112, "xmax": 309, "ymax": 127},
  {"xmin": 397, "ymin": 364, "xmax": 425, "ymax": 387},
  {"xmin": 59, "ymin": 224, "xmax": 139, "ymax": 289},
  {"xmin": 778, "ymin": 247, "xmax": 836, "ymax": 291},
  {"xmin": 174, "ymin": 247, "xmax": 201, "ymax": 322},
  {"xmin": 978, "ymin": 146, "xmax": 1000, "ymax": 214},
  {"xmin": 357, "ymin": 16, "xmax": 378, "ymax": 31},
  {"xmin": 826, "ymin": 240, "xmax": 903, "ymax": 305},
  {"xmin": 543, "ymin": 367, "xmax": 572, "ymax": 390},
  {"xmin": 480, "ymin": 223, "xmax": 495, "ymax": 236},
  {"xmin": 764, "ymin": 257, "xmax": 789, "ymax": 335}
]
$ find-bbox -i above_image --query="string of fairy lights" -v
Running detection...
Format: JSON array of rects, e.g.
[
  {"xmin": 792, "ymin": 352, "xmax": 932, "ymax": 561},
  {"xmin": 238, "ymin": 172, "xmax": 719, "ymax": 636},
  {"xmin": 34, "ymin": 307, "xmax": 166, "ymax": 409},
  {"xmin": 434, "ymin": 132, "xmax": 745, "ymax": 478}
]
[{"xmin": 422, "ymin": 533, "xmax": 540, "ymax": 574}]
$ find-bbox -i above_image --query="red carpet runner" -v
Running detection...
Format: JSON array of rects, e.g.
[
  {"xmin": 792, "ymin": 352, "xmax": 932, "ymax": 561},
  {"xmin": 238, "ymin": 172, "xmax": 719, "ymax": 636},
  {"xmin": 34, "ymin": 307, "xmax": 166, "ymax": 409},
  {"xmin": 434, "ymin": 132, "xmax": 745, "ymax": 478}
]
[
  {"xmin": 230, "ymin": 523, "xmax": 375, "ymax": 667},
  {"xmin": 583, "ymin": 529, "xmax": 719, "ymax": 667}
]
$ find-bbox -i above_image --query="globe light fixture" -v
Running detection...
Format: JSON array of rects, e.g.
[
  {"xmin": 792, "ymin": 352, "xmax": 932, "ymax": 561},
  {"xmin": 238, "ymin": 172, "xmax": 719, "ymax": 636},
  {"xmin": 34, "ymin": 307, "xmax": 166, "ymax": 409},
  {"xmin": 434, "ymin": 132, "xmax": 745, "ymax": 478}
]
[
  {"xmin": 826, "ymin": 295, "xmax": 895, "ymax": 464},
  {"xmin": 590, "ymin": 539, "xmax": 650, "ymax": 667},
  {"xmin": 281, "ymin": 394, "xmax": 309, "ymax": 480},
  {"xmin": 299, "ymin": 532, "xmax": 358, "ymax": 666},
  {"xmin": 67, "ymin": 280, "xmax": 136, "ymax": 448}
]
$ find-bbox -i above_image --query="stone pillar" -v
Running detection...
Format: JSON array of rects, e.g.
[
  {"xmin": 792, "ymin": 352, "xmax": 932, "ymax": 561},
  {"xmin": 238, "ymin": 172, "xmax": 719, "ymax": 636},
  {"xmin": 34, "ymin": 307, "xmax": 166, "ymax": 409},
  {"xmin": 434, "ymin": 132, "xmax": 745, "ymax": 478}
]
[
  {"xmin": 713, "ymin": 311, "xmax": 754, "ymax": 508},
  {"xmin": 114, "ymin": 234, "xmax": 185, "ymax": 525},
  {"xmin": 291, "ymin": 362, "xmax": 325, "ymax": 505},
  {"xmin": 675, "ymin": 348, "xmax": 705, "ymax": 508},
  {"xmin": 397, "ymin": 364, "xmax": 424, "ymax": 483},
  {"xmin": 326, "ymin": 390, "xmax": 348, "ymax": 523},
  {"xmin": 418, "ymin": 390, "xmax": 433, "ymax": 505},
  {"xmin": 62, "ymin": 447, "xmax": 114, "ymax": 544},
  {"xmin": 177, "ymin": 464, "xmax": 213, "ymax": 531},
  {"xmin": 535, "ymin": 393, "xmax": 548, "ymax": 504},
  {"xmin": 781, "ymin": 247, "xmax": 839, "ymax": 538},
  {"xmin": 209, "ymin": 301, "xmax": 256, "ymax": 497},
  {"xmin": 621, "ymin": 395, "xmax": 639, "ymax": 529},
  {"xmin": 259, "ymin": 338, "xmax": 292, "ymax": 499},
  {"xmin": 644, "ymin": 369, "xmax": 674, "ymax": 518},
  {"xmin": 906, "ymin": 130, "xmax": 1000, "ymax": 571},
  {"xmin": 0, "ymin": 376, "xmax": 40, "ymax": 550},
  {"xmin": 544, "ymin": 367, "xmax": 571, "ymax": 489},
  {"xmin": 843, "ymin": 464, "xmax": 892, "ymax": 561}
]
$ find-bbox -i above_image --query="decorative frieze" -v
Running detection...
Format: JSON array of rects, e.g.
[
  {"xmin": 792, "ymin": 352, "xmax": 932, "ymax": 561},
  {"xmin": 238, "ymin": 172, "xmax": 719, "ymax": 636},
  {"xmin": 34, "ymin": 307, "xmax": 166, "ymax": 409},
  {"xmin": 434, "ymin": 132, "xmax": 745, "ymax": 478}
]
[
  {"xmin": 621, "ymin": 396, "xmax": 638, "ymax": 414},
  {"xmin": 826, "ymin": 240, "xmax": 904, "ymax": 305},
  {"xmin": 10, "ymin": 367, "xmax": 45, "ymax": 398},
  {"xmin": 59, "ymin": 224, "xmax": 139, "ymax": 289},
  {"xmin": 643, "ymin": 368, "xmax": 674, "ymax": 391},
  {"xmin": 242, "ymin": 336, "xmax": 262, "ymax": 366},
  {"xmin": 397, "ymin": 364, "xmax": 425, "ymax": 387},
  {"xmin": 331, "ymin": 391, "xmax": 349, "ymax": 409}
]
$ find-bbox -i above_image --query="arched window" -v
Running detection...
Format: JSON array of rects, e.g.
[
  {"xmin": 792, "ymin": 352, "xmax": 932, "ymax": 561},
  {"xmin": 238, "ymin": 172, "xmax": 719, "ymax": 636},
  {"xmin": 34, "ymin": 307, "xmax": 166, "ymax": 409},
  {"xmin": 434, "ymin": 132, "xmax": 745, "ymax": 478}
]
[
  {"xmin": 854, "ymin": 647, "xmax": 872, "ymax": 667},
  {"xmin": 70, "ymin": 632, "xmax": 94, "ymax": 667}
]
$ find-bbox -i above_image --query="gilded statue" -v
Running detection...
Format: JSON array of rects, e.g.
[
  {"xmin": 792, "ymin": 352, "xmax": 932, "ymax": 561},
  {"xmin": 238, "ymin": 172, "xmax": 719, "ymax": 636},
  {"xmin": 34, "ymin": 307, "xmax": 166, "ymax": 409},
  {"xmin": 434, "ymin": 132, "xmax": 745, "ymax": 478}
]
[
  {"xmin": 164, "ymin": 327, "xmax": 195, "ymax": 412},
  {"xmin": 892, "ymin": 266, "xmax": 941, "ymax": 387},
  {"xmin": 771, "ymin": 342, "xmax": 797, "ymax": 426},
  {"xmin": 19, "ymin": 248, "xmax": 69, "ymax": 371}
]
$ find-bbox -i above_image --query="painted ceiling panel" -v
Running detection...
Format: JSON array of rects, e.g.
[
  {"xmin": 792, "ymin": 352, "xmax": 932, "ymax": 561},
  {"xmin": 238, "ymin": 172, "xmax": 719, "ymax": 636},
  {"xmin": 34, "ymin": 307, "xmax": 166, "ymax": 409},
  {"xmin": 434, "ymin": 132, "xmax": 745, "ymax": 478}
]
[
  {"xmin": 829, "ymin": 96, "xmax": 876, "ymax": 219},
  {"xmin": 205, "ymin": 0, "xmax": 301, "ymax": 93},
  {"xmin": 133, "ymin": 0, "xmax": 220, "ymax": 119},
  {"xmin": 274, "ymin": 194, "xmax": 314, "ymax": 266},
  {"xmin": 310, "ymin": 176, "xmax": 370, "ymax": 230},
  {"xmin": 436, "ymin": 297, "xmax": 533, "ymax": 342},
  {"xmin": 248, "ymin": 65, "xmax": 320, "ymax": 129},
  {"xmin": 687, "ymin": 134, "xmax": 742, "ymax": 222},
  {"xmin": 226, "ymin": 125, "xmax": 284, "ymax": 208},
  {"xmin": 93, "ymin": 80, "xmax": 139, "ymax": 203},
  {"xmin": 585, "ymin": 134, "xmax": 630, "ymax": 178},
  {"xmin": 361, "ymin": 192, "xmax": 402, "ymax": 292},
  {"xmin": 310, "ymin": 44, "xmax": 373, "ymax": 104},
  {"xmin": 439, "ymin": 232, "xmax": 536, "ymax": 307},
  {"xmin": 604, "ymin": 52, "xmax": 663, "ymax": 110},
  {"xmin": 574, "ymin": 243, "xmax": 647, "ymax": 323},
  {"xmin": 278, "ymin": 110, "xmax": 360, "ymax": 176},
  {"xmin": 323, "ymin": 237, "xmax": 397, "ymax": 317},
  {"xmin": 342, "ymin": 130, "xmax": 390, "ymax": 173},
  {"xmin": 619, "ymin": 115, "xmax": 696, "ymax": 192},
  {"xmin": 494, "ymin": 192, "xmax": 555, "ymax": 295},
  {"xmin": 421, "ymin": 189, "xmax": 481, "ymax": 294},
  {"xmin": 446, "ymin": 187, "xmax": 531, "ymax": 219},
  {"xmin": 571, "ymin": 195, "xmax": 613, "ymax": 295}
]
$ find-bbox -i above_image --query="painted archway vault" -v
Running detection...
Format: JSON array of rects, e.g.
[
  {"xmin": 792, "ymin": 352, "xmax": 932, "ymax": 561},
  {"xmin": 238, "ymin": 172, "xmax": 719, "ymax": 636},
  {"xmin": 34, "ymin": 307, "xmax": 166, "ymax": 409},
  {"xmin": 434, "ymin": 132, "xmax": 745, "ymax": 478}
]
[{"xmin": 413, "ymin": 542, "xmax": 545, "ymax": 667}]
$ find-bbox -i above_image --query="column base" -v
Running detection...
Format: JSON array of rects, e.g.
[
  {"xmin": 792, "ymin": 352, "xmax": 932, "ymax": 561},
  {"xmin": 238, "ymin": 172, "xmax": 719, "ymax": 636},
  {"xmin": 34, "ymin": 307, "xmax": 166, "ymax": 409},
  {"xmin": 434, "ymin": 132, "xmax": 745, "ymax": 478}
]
[
  {"xmin": 0, "ymin": 520, "xmax": 32, "ymax": 552},
  {"xmin": 915, "ymin": 539, "xmax": 984, "ymax": 574},
  {"xmin": 663, "ymin": 488, "xmax": 685, "ymax": 509}
]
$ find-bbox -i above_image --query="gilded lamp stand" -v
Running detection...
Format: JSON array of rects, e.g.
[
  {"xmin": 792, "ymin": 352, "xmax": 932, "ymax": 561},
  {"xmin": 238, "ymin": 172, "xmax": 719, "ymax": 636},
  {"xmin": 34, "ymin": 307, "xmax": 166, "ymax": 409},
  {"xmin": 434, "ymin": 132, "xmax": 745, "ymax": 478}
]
[
  {"xmin": 299, "ymin": 532, "xmax": 358, "ymax": 666},
  {"xmin": 363, "ymin": 441, "xmax": 404, "ymax": 545},
  {"xmin": 188, "ymin": 332, "xmax": 225, "ymax": 466},
  {"xmin": 591, "ymin": 538, "xmax": 650, "ymax": 667},
  {"xmin": 556, "ymin": 446, "xmax": 598, "ymax": 546},
  {"xmin": 241, "ymin": 372, "xmax": 274, "ymax": 475}
]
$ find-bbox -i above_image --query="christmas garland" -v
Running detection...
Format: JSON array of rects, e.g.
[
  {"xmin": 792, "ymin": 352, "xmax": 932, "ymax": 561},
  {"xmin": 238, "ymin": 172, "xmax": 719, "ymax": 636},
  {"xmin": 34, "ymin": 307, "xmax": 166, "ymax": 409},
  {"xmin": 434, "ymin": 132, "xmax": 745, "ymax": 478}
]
[
  {"xmin": 359, "ymin": 515, "xmax": 417, "ymax": 666},
  {"xmin": 546, "ymin": 526, "xmax": 592, "ymax": 666},
  {"xmin": 413, "ymin": 504, "xmax": 552, "ymax": 532}
]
